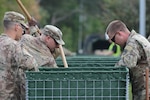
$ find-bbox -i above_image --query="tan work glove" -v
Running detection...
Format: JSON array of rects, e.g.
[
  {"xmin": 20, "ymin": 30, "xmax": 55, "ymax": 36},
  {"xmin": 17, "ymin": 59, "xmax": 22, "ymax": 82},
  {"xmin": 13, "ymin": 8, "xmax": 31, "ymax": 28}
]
[{"xmin": 51, "ymin": 48, "xmax": 61, "ymax": 59}]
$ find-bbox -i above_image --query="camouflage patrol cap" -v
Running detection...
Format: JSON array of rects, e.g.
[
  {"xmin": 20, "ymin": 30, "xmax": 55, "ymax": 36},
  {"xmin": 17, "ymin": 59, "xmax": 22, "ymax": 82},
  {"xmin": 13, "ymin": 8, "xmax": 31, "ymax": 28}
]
[
  {"xmin": 43, "ymin": 25, "xmax": 65, "ymax": 45},
  {"xmin": 3, "ymin": 11, "xmax": 28, "ymax": 28}
]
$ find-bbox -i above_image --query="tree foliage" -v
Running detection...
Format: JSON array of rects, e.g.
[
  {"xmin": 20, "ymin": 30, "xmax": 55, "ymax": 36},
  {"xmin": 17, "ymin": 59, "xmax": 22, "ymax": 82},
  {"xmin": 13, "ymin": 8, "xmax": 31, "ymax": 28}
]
[
  {"xmin": 0, "ymin": 0, "xmax": 42, "ymax": 33},
  {"xmin": 39, "ymin": 0, "xmax": 140, "ymax": 52}
]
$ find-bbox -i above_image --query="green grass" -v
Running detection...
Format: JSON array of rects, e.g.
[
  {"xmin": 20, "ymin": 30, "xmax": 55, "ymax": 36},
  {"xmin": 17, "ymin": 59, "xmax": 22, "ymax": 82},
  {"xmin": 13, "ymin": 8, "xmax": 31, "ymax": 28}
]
[{"xmin": 129, "ymin": 83, "xmax": 132, "ymax": 100}]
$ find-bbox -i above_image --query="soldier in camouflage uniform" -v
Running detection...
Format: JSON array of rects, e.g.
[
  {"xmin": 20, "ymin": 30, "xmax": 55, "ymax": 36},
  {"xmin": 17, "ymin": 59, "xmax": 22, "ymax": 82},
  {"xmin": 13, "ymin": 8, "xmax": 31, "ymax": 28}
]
[
  {"xmin": 20, "ymin": 25, "xmax": 65, "ymax": 67},
  {"xmin": 25, "ymin": 19, "xmax": 75, "ymax": 58},
  {"xmin": 0, "ymin": 11, "xmax": 38, "ymax": 100},
  {"xmin": 106, "ymin": 20, "xmax": 150, "ymax": 100}
]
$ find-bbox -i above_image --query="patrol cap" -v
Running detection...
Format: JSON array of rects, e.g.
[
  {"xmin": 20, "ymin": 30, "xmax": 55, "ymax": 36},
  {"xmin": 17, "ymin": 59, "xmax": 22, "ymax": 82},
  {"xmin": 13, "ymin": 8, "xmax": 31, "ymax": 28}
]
[
  {"xmin": 43, "ymin": 25, "xmax": 65, "ymax": 45},
  {"xmin": 3, "ymin": 11, "xmax": 28, "ymax": 28}
]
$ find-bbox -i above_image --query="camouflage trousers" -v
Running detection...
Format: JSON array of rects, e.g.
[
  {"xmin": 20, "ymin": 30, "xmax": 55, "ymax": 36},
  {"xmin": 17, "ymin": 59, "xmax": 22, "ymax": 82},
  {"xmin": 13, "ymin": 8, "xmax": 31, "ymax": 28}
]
[{"xmin": 133, "ymin": 90, "xmax": 150, "ymax": 100}]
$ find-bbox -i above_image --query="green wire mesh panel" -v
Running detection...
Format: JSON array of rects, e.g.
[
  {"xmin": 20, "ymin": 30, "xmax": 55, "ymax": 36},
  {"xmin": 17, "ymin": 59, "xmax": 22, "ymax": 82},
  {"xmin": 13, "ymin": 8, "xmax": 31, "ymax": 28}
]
[{"xmin": 25, "ymin": 67, "xmax": 129, "ymax": 100}]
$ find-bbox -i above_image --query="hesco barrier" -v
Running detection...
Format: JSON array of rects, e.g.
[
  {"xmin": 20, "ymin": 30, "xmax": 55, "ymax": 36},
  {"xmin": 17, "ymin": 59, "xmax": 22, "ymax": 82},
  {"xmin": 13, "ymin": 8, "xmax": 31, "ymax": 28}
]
[
  {"xmin": 56, "ymin": 56, "xmax": 120, "ymax": 62},
  {"xmin": 56, "ymin": 56, "xmax": 120, "ymax": 67},
  {"xmin": 25, "ymin": 67, "xmax": 129, "ymax": 100},
  {"xmin": 57, "ymin": 63, "xmax": 116, "ymax": 67}
]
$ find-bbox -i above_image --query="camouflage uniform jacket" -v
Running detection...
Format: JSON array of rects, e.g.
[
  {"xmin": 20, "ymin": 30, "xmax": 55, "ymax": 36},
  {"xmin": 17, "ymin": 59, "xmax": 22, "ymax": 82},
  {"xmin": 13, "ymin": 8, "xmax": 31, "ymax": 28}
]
[
  {"xmin": 0, "ymin": 34, "xmax": 38, "ymax": 100},
  {"xmin": 116, "ymin": 30, "xmax": 150, "ymax": 99},
  {"xmin": 20, "ymin": 34, "xmax": 57, "ymax": 68}
]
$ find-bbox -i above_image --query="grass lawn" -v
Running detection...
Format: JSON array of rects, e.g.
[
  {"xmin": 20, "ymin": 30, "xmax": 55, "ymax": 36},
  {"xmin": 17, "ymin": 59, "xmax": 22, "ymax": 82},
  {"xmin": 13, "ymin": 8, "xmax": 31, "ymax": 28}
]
[{"xmin": 129, "ymin": 83, "xmax": 132, "ymax": 100}]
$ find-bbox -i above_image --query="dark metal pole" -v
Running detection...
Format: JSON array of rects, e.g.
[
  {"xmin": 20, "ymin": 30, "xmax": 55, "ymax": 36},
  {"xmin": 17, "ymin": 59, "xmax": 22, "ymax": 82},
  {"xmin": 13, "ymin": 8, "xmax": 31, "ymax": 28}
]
[{"xmin": 78, "ymin": 0, "xmax": 83, "ymax": 54}]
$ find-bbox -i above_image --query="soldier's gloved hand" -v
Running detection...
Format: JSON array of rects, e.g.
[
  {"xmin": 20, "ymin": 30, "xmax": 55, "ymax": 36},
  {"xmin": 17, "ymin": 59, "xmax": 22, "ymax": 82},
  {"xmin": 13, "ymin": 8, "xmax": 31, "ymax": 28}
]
[
  {"xmin": 28, "ymin": 17, "xmax": 38, "ymax": 27},
  {"xmin": 52, "ymin": 48, "xmax": 61, "ymax": 59}
]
